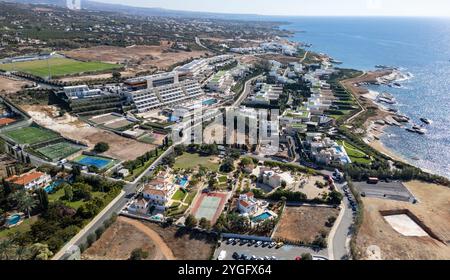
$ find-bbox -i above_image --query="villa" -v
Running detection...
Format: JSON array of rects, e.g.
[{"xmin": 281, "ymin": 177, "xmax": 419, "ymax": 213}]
[
  {"xmin": 128, "ymin": 198, "xmax": 150, "ymax": 215},
  {"xmin": 142, "ymin": 178, "xmax": 176, "ymax": 211},
  {"xmin": 259, "ymin": 167, "xmax": 295, "ymax": 189},
  {"xmin": 5, "ymin": 171, "xmax": 52, "ymax": 191},
  {"xmin": 305, "ymin": 133, "xmax": 351, "ymax": 165},
  {"xmin": 237, "ymin": 192, "xmax": 258, "ymax": 214}
]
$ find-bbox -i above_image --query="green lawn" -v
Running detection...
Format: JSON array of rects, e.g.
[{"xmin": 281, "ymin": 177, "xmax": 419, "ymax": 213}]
[
  {"xmin": 174, "ymin": 153, "xmax": 219, "ymax": 171},
  {"xmin": 338, "ymin": 140, "xmax": 372, "ymax": 164},
  {"xmin": 0, "ymin": 57, "xmax": 121, "ymax": 78},
  {"xmin": 3, "ymin": 126, "xmax": 59, "ymax": 145},
  {"xmin": 0, "ymin": 216, "xmax": 38, "ymax": 239},
  {"xmin": 171, "ymin": 189, "xmax": 187, "ymax": 201},
  {"xmin": 48, "ymin": 188, "xmax": 107, "ymax": 210},
  {"xmin": 183, "ymin": 191, "xmax": 197, "ymax": 206}
]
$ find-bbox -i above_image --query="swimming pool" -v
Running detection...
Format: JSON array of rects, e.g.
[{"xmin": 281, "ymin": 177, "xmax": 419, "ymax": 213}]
[
  {"xmin": 252, "ymin": 212, "xmax": 272, "ymax": 222},
  {"xmin": 202, "ymin": 98, "xmax": 218, "ymax": 106},
  {"xmin": 7, "ymin": 214, "xmax": 21, "ymax": 226},
  {"xmin": 176, "ymin": 176, "xmax": 188, "ymax": 187},
  {"xmin": 44, "ymin": 179, "xmax": 64, "ymax": 193},
  {"xmin": 74, "ymin": 155, "xmax": 112, "ymax": 169}
]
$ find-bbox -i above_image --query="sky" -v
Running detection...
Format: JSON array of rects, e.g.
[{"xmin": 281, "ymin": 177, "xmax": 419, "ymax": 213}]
[{"xmin": 93, "ymin": 0, "xmax": 450, "ymax": 17}]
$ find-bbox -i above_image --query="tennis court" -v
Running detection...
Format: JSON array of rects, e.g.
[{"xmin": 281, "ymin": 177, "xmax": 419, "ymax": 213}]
[
  {"xmin": 191, "ymin": 192, "xmax": 227, "ymax": 224},
  {"xmin": 74, "ymin": 155, "xmax": 113, "ymax": 170},
  {"xmin": 36, "ymin": 142, "xmax": 81, "ymax": 161}
]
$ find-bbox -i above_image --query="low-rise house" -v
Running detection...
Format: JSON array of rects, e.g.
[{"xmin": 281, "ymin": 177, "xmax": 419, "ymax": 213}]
[
  {"xmin": 237, "ymin": 192, "xmax": 258, "ymax": 214},
  {"xmin": 128, "ymin": 198, "xmax": 150, "ymax": 214},
  {"xmin": 5, "ymin": 171, "xmax": 51, "ymax": 191},
  {"xmin": 259, "ymin": 167, "xmax": 294, "ymax": 189},
  {"xmin": 142, "ymin": 179, "xmax": 176, "ymax": 210}
]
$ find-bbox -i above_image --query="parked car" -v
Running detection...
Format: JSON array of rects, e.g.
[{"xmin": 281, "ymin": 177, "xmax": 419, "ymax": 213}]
[
  {"xmin": 269, "ymin": 242, "xmax": 276, "ymax": 248},
  {"xmin": 264, "ymin": 256, "xmax": 271, "ymax": 260},
  {"xmin": 240, "ymin": 254, "xmax": 248, "ymax": 260},
  {"xmin": 271, "ymin": 256, "xmax": 277, "ymax": 260},
  {"xmin": 227, "ymin": 238, "xmax": 234, "ymax": 244},
  {"xmin": 276, "ymin": 242, "xmax": 284, "ymax": 249},
  {"xmin": 255, "ymin": 241, "xmax": 263, "ymax": 247},
  {"xmin": 232, "ymin": 252, "xmax": 240, "ymax": 260},
  {"xmin": 251, "ymin": 255, "xmax": 257, "ymax": 260}
]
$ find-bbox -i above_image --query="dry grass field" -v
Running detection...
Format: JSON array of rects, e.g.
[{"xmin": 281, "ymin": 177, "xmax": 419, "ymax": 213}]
[{"xmin": 355, "ymin": 181, "xmax": 450, "ymax": 260}]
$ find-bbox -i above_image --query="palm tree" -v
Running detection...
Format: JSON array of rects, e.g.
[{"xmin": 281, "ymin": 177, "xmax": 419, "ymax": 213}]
[
  {"xmin": 10, "ymin": 191, "xmax": 38, "ymax": 218},
  {"xmin": 0, "ymin": 239, "xmax": 14, "ymax": 260}
]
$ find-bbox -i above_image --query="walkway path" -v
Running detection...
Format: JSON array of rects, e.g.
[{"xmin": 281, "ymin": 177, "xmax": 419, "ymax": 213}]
[{"xmin": 120, "ymin": 217, "xmax": 176, "ymax": 260}]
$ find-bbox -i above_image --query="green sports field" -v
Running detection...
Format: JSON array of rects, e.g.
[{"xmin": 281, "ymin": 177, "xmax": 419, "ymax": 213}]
[
  {"xmin": 0, "ymin": 57, "xmax": 121, "ymax": 78},
  {"xmin": 36, "ymin": 142, "xmax": 81, "ymax": 161},
  {"xmin": 3, "ymin": 126, "xmax": 59, "ymax": 145}
]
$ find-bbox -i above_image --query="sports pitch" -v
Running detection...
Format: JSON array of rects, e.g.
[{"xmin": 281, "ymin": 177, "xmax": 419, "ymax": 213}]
[
  {"xmin": 74, "ymin": 155, "xmax": 114, "ymax": 170},
  {"xmin": 192, "ymin": 193, "xmax": 227, "ymax": 224},
  {"xmin": 36, "ymin": 142, "xmax": 81, "ymax": 161},
  {"xmin": 0, "ymin": 58, "xmax": 121, "ymax": 78},
  {"xmin": 3, "ymin": 126, "xmax": 59, "ymax": 144}
]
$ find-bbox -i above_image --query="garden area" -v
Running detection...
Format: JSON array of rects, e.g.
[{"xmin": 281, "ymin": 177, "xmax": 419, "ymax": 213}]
[{"xmin": 0, "ymin": 171, "xmax": 123, "ymax": 260}]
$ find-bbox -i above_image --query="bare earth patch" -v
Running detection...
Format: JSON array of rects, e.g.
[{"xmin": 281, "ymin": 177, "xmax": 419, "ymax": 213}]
[
  {"xmin": 82, "ymin": 217, "xmax": 168, "ymax": 260},
  {"xmin": 355, "ymin": 181, "xmax": 450, "ymax": 260},
  {"xmin": 141, "ymin": 220, "xmax": 217, "ymax": 260},
  {"xmin": 0, "ymin": 77, "xmax": 31, "ymax": 93},
  {"xmin": 274, "ymin": 206, "xmax": 339, "ymax": 244},
  {"xmin": 23, "ymin": 105, "xmax": 155, "ymax": 161},
  {"xmin": 63, "ymin": 44, "xmax": 210, "ymax": 71}
]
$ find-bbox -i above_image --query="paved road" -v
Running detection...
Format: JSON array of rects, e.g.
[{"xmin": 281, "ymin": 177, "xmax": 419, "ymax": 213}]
[
  {"xmin": 214, "ymin": 242, "xmax": 327, "ymax": 260},
  {"xmin": 331, "ymin": 181, "xmax": 355, "ymax": 260},
  {"xmin": 232, "ymin": 74, "xmax": 263, "ymax": 108}
]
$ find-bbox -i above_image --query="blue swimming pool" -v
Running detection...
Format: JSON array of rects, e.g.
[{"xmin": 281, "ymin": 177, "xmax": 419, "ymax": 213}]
[
  {"xmin": 7, "ymin": 214, "xmax": 21, "ymax": 226},
  {"xmin": 75, "ymin": 155, "xmax": 112, "ymax": 169},
  {"xmin": 44, "ymin": 179, "xmax": 64, "ymax": 193},
  {"xmin": 252, "ymin": 212, "xmax": 272, "ymax": 222},
  {"xmin": 175, "ymin": 176, "xmax": 188, "ymax": 187},
  {"xmin": 202, "ymin": 98, "xmax": 218, "ymax": 106}
]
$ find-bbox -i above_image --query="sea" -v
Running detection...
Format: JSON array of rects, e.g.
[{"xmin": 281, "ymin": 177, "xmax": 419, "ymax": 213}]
[{"xmin": 277, "ymin": 17, "xmax": 450, "ymax": 178}]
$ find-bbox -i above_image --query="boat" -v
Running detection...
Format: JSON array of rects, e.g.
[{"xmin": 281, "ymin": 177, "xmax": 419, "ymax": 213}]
[
  {"xmin": 420, "ymin": 118, "xmax": 432, "ymax": 125},
  {"xmin": 407, "ymin": 124, "xmax": 427, "ymax": 135}
]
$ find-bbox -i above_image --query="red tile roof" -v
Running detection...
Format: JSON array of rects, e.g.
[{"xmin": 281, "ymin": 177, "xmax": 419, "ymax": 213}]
[{"xmin": 5, "ymin": 172, "xmax": 46, "ymax": 186}]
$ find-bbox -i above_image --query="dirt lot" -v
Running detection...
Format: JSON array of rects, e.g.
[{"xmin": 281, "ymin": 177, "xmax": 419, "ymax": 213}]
[
  {"xmin": 141, "ymin": 220, "xmax": 217, "ymax": 260},
  {"xmin": 290, "ymin": 175, "xmax": 329, "ymax": 199},
  {"xmin": 82, "ymin": 217, "xmax": 170, "ymax": 260},
  {"xmin": 0, "ymin": 76, "xmax": 31, "ymax": 93},
  {"xmin": 355, "ymin": 181, "xmax": 450, "ymax": 260},
  {"xmin": 274, "ymin": 206, "xmax": 339, "ymax": 244},
  {"xmin": 63, "ymin": 43, "xmax": 210, "ymax": 71},
  {"xmin": 23, "ymin": 105, "xmax": 156, "ymax": 161}
]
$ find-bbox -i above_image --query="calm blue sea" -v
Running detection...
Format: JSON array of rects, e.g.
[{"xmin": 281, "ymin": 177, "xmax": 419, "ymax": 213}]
[{"xmin": 277, "ymin": 17, "xmax": 450, "ymax": 178}]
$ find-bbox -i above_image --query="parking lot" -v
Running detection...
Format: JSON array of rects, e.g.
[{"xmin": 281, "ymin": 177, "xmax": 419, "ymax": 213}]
[
  {"xmin": 214, "ymin": 239, "xmax": 328, "ymax": 260},
  {"xmin": 353, "ymin": 181, "xmax": 415, "ymax": 202}
]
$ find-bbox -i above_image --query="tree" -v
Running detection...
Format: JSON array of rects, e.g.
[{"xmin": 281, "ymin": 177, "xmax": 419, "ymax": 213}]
[
  {"xmin": 199, "ymin": 217, "xmax": 211, "ymax": 230},
  {"xmin": 184, "ymin": 214, "xmax": 198, "ymax": 229},
  {"xmin": 0, "ymin": 239, "xmax": 14, "ymax": 260},
  {"xmin": 29, "ymin": 243, "xmax": 53, "ymax": 260},
  {"xmin": 71, "ymin": 165, "xmax": 81, "ymax": 178},
  {"xmin": 94, "ymin": 142, "xmax": 109, "ymax": 153},
  {"xmin": 10, "ymin": 191, "xmax": 38, "ymax": 218},
  {"xmin": 219, "ymin": 158, "xmax": 235, "ymax": 173},
  {"xmin": 327, "ymin": 190, "xmax": 343, "ymax": 205},
  {"xmin": 280, "ymin": 180, "xmax": 287, "ymax": 188},
  {"xmin": 36, "ymin": 188, "xmax": 49, "ymax": 211},
  {"xmin": 300, "ymin": 253, "xmax": 313, "ymax": 260},
  {"xmin": 129, "ymin": 248, "xmax": 149, "ymax": 260},
  {"xmin": 63, "ymin": 185, "xmax": 73, "ymax": 201},
  {"xmin": 112, "ymin": 71, "xmax": 121, "ymax": 81}
]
